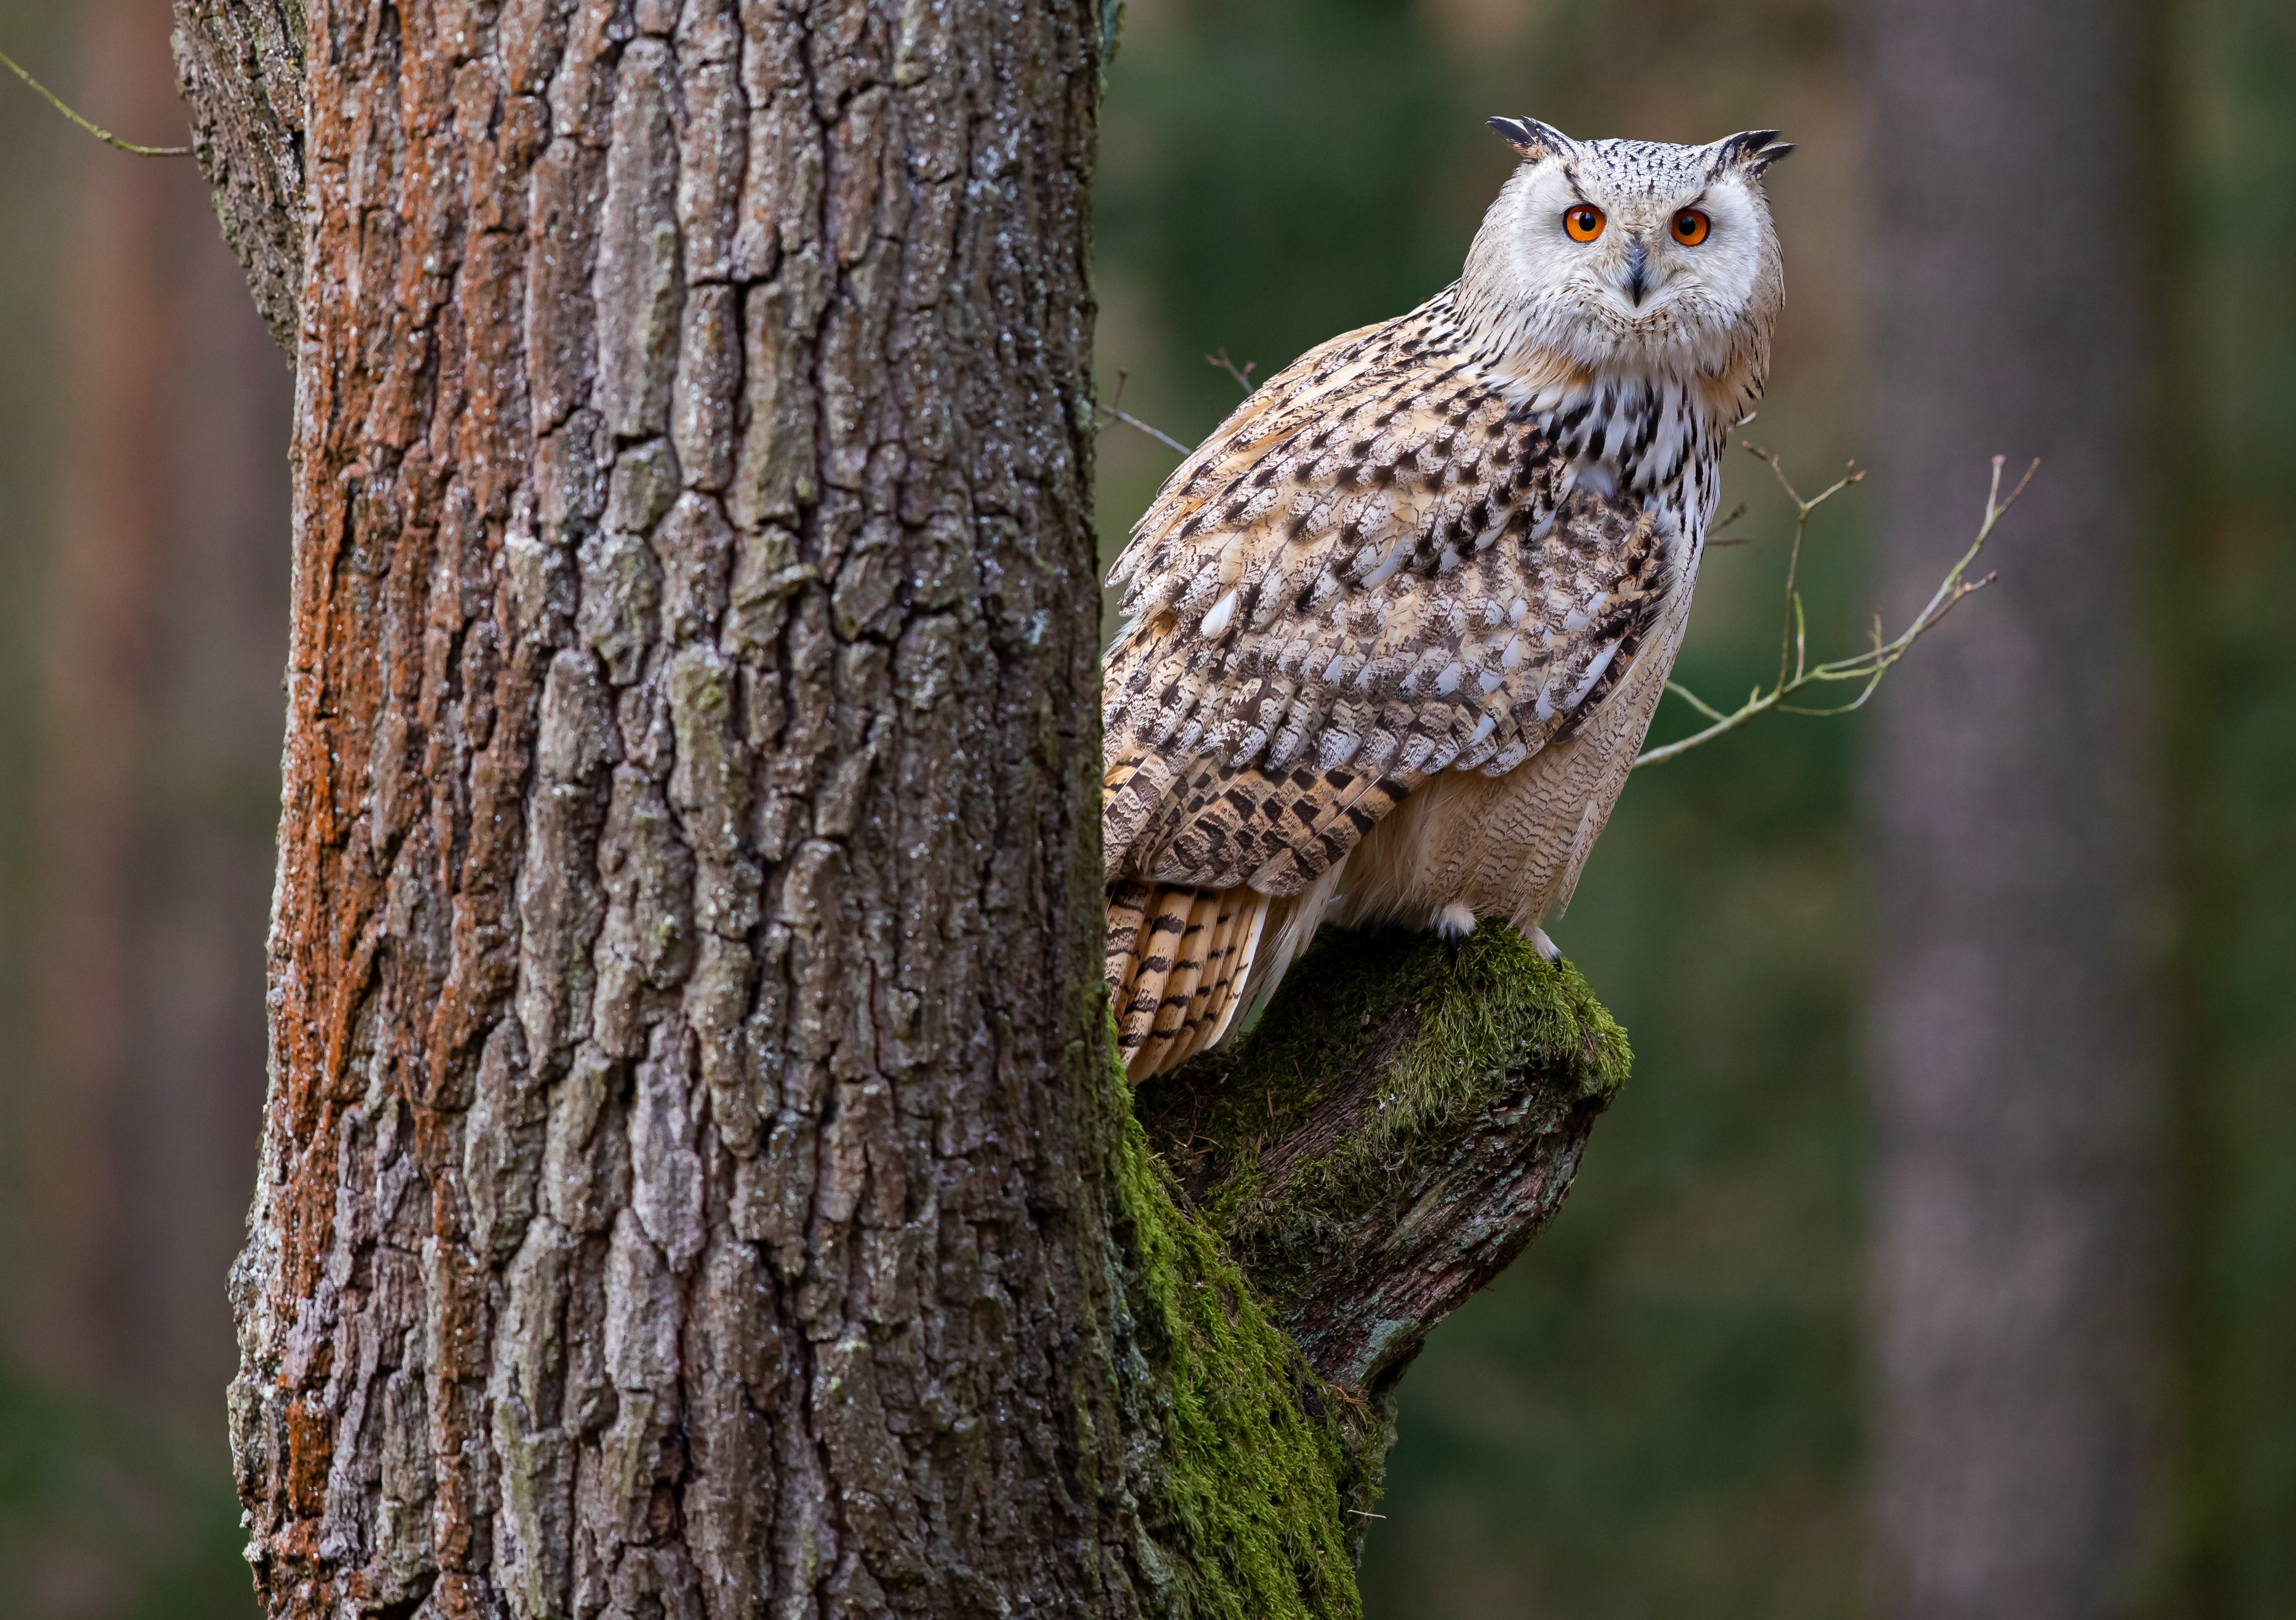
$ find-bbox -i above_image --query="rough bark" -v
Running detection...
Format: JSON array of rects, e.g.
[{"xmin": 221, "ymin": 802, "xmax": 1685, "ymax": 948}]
[
  {"xmin": 180, "ymin": 4, "xmax": 1628, "ymax": 1614},
  {"xmin": 218, "ymin": 0, "xmax": 1140, "ymax": 1609},
  {"xmin": 1864, "ymin": 1, "xmax": 2167, "ymax": 1615},
  {"xmin": 172, "ymin": 0, "xmax": 306, "ymax": 347}
]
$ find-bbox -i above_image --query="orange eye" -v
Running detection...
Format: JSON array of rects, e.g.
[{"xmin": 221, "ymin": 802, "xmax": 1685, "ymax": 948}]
[
  {"xmin": 1563, "ymin": 204, "xmax": 1606, "ymax": 242},
  {"xmin": 1671, "ymin": 208, "xmax": 1711, "ymax": 245}
]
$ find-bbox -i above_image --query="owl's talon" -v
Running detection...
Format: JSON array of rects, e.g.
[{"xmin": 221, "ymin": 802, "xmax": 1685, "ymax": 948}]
[
  {"xmin": 1433, "ymin": 903, "xmax": 1478, "ymax": 939},
  {"xmin": 1528, "ymin": 926, "xmax": 1561, "ymax": 962}
]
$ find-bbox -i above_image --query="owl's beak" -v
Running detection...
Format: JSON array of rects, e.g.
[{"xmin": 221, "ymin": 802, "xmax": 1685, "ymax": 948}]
[{"xmin": 1623, "ymin": 235, "xmax": 1649, "ymax": 307}]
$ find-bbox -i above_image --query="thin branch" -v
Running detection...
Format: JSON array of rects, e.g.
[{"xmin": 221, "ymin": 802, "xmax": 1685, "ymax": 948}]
[
  {"xmin": 1735, "ymin": 443, "xmax": 1864, "ymax": 690},
  {"xmin": 1099, "ymin": 369, "xmax": 1196, "ymax": 456},
  {"xmin": 1107, "ymin": 409, "xmax": 1194, "ymax": 457},
  {"xmin": 1206, "ymin": 347, "xmax": 1257, "ymax": 395},
  {"xmin": 1094, "ymin": 350, "xmax": 1257, "ymax": 456},
  {"xmin": 1, "ymin": 44, "xmax": 193, "ymax": 156},
  {"xmin": 1636, "ymin": 454, "xmax": 2036, "ymax": 769},
  {"xmin": 1660, "ymin": 680, "xmax": 1736, "ymax": 725}
]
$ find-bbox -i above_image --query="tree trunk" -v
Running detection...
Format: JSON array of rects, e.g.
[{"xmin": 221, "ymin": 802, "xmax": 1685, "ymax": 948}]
[
  {"xmin": 215, "ymin": 0, "xmax": 1136, "ymax": 1608},
  {"xmin": 1864, "ymin": 2, "xmax": 2168, "ymax": 1616},
  {"xmin": 176, "ymin": 3, "xmax": 1622, "ymax": 1613}
]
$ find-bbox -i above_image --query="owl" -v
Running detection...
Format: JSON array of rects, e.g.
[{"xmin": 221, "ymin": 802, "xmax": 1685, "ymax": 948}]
[{"xmin": 1103, "ymin": 118, "xmax": 1791, "ymax": 1080}]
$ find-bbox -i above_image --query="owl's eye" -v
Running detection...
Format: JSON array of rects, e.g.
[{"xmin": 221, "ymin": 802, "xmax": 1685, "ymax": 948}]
[
  {"xmin": 1563, "ymin": 205, "xmax": 1606, "ymax": 242},
  {"xmin": 1671, "ymin": 208, "xmax": 1711, "ymax": 245}
]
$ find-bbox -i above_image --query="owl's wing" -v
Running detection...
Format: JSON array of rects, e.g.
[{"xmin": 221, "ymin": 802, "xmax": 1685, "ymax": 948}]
[{"xmin": 1104, "ymin": 310, "xmax": 1678, "ymax": 894}]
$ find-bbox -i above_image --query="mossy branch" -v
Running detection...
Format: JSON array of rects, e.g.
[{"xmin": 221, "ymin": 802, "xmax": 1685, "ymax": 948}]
[
  {"xmin": 1106, "ymin": 1087, "xmax": 1392, "ymax": 1615},
  {"xmin": 1102, "ymin": 924, "xmax": 1625, "ymax": 1616},
  {"xmin": 1134, "ymin": 923, "xmax": 1627, "ymax": 1394}
]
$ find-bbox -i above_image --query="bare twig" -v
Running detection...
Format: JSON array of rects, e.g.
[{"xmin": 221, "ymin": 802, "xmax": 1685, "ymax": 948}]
[
  {"xmin": 1742, "ymin": 445, "xmax": 1866, "ymax": 690},
  {"xmin": 1206, "ymin": 347, "xmax": 1257, "ymax": 395},
  {"xmin": 1094, "ymin": 349, "xmax": 1257, "ymax": 456},
  {"xmin": 1707, "ymin": 500, "xmax": 1752, "ymax": 543},
  {"xmin": 1100, "ymin": 369, "xmax": 1195, "ymax": 457},
  {"xmin": 1, "ymin": 44, "xmax": 192, "ymax": 156},
  {"xmin": 1635, "ymin": 453, "xmax": 2036, "ymax": 769},
  {"xmin": 1106, "ymin": 408, "xmax": 1193, "ymax": 457}
]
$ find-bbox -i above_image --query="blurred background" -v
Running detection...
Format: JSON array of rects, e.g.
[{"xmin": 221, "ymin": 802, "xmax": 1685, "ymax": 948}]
[{"xmin": 0, "ymin": 0, "xmax": 2288, "ymax": 1615}]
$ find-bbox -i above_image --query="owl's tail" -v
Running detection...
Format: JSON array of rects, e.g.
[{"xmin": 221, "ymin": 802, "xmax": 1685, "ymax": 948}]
[{"xmin": 1104, "ymin": 881, "xmax": 1271, "ymax": 1082}]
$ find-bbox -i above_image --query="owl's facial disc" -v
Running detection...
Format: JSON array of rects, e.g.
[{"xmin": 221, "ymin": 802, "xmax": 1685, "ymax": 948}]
[{"xmin": 1467, "ymin": 135, "xmax": 1782, "ymax": 380}]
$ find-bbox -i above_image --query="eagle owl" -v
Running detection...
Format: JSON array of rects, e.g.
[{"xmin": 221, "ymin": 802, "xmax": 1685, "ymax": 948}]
[{"xmin": 1103, "ymin": 118, "xmax": 1791, "ymax": 1080}]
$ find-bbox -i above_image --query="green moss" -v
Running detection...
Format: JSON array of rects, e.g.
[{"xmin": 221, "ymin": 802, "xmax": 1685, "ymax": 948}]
[
  {"xmin": 1136, "ymin": 923, "xmax": 1629, "ymax": 1320},
  {"xmin": 1107, "ymin": 1013, "xmax": 1389, "ymax": 1618},
  {"xmin": 1102, "ymin": 924, "xmax": 1628, "ymax": 1615}
]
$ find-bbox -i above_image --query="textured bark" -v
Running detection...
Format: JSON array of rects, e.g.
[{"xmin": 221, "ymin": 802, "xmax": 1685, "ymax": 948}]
[
  {"xmin": 1864, "ymin": 1, "xmax": 2168, "ymax": 1615},
  {"xmin": 172, "ymin": 0, "xmax": 306, "ymax": 347},
  {"xmin": 219, "ymin": 1, "xmax": 1133, "ymax": 1610},
  {"xmin": 183, "ymin": 4, "xmax": 1626, "ymax": 1614}
]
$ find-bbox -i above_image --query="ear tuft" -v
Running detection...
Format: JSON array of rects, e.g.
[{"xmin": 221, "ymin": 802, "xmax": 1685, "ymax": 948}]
[
  {"xmin": 1488, "ymin": 116, "xmax": 1571, "ymax": 162},
  {"xmin": 1715, "ymin": 129, "xmax": 1795, "ymax": 175}
]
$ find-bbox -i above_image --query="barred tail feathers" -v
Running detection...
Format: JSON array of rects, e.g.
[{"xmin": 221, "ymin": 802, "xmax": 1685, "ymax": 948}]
[
  {"xmin": 1105, "ymin": 881, "xmax": 1272, "ymax": 1081},
  {"xmin": 1104, "ymin": 858, "xmax": 1358, "ymax": 1082}
]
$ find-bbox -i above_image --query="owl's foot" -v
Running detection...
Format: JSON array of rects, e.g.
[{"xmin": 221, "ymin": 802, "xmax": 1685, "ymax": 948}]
[
  {"xmin": 1431, "ymin": 906, "xmax": 1559, "ymax": 962},
  {"xmin": 1432, "ymin": 903, "xmax": 1478, "ymax": 939}
]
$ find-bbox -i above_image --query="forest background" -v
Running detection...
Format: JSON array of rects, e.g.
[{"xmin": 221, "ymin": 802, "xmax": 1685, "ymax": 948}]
[{"xmin": 0, "ymin": 0, "xmax": 2289, "ymax": 1615}]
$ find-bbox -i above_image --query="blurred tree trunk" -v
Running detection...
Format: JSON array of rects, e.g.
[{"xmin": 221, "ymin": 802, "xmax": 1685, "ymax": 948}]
[
  {"xmin": 23, "ymin": 0, "xmax": 284, "ymax": 1421},
  {"xmin": 2161, "ymin": 1, "xmax": 2296, "ymax": 1610},
  {"xmin": 24, "ymin": 0, "xmax": 169, "ymax": 1395},
  {"xmin": 1864, "ymin": 2, "xmax": 2168, "ymax": 1616}
]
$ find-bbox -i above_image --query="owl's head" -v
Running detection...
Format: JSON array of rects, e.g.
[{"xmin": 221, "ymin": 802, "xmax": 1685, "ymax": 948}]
[{"xmin": 1462, "ymin": 118, "xmax": 1789, "ymax": 389}]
